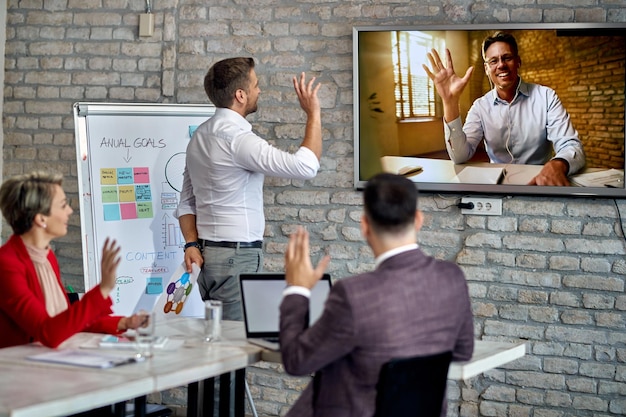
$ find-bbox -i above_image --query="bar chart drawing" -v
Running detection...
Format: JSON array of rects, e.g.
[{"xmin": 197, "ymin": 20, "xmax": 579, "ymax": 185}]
[{"xmin": 162, "ymin": 214, "xmax": 184, "ymax": 248}]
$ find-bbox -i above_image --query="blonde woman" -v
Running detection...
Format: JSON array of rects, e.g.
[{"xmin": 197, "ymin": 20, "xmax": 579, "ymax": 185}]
[{"xmin": 0, "ymin": 171, "xmax": 145, "ymax": 348}]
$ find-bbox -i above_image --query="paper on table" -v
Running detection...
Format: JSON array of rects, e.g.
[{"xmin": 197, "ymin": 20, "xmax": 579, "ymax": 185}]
[
  {"xmin": 79, "ymin": 334, "xmax": 184, "ymax": 351},
  {"xmin": 28, "ymin": 349, "xmax": 143, "ymax": 368},
  {"xmin": 453, "ymin": 166, "xmax": 504, "ymax": 184},
  {"xmin": 99, "ymin": 335, "xmax": 169, "ymax": 349},
  {"xmin": 570, "ymin": 168, "xmax": 625, "ymax": 188}
]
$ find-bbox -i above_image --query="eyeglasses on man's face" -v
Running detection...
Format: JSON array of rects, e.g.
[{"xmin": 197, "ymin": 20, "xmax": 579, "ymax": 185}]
[{"xmin": 485, "ymin": 54, "xmax": 517, "ymax": 67}]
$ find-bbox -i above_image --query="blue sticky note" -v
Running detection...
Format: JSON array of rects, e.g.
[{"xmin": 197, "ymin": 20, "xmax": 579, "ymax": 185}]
[
  {"xmin": 103, "ymin": 204, "xmax": 121, "ymax": 221},
  {"xmin": 146, "ymin": 277, "xmax": 163, "ymax": 294},
  {"xmin": 117, "ymin": 167, "xmax": 134, "ymax": 184}
]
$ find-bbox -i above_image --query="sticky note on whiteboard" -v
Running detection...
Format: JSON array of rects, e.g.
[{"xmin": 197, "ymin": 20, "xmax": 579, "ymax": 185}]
[
  {"xmin": 188, "ymin": 125, "xmax": 199, "ymax": 138},
  {"xmin": 146, "ymin": 277, "xmax": 163, "ymax": 294}
]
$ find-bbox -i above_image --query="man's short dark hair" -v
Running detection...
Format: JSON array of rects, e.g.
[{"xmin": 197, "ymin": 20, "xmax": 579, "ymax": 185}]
[
  {"xmin": 482, "ymin": 31, "xmax": 519, "ymax": 61},
  {"xmin": 204, "ymin": 57, "xmax": 255, "ymax": 108},
  {"xmin": 363, "ymin": 173, "xmax": 418, "ymax": 235}
]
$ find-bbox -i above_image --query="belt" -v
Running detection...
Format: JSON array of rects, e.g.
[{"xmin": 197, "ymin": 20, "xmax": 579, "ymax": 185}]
[{"xmin": 201, "ymin": 240, "xmax": 263, "ymax": 249}]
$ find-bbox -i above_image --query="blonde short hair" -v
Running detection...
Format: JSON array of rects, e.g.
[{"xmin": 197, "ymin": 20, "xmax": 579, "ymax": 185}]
[{"xmin": 0, "ymin": 172, "xmax": 63, "ymax": 235}]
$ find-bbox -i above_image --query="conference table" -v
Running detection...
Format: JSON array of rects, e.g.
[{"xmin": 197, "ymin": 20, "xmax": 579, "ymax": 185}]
[
  {"xmin": 0, "ymin": 318, "xmax": 258, "ymax": 417},
  {"xmin": 381, "ymin": 155, "xmax": 543, "ymax": 185},
  {"xmin": 381, "ymin": 155, "xmax": 625, "ymax": 187},
  {"xmin": 0, "ymin": 317, "xmax": 526, "ymax": 417},
  {"xmin": 260, "ymin": 338, "xmax": 527, "ymax": 381}
]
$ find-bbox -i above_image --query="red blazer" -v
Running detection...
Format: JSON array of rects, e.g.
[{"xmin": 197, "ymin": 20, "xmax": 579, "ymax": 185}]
[{"xmin": 0, "ymin": 234, "xmax": 122, "ymax": 348}]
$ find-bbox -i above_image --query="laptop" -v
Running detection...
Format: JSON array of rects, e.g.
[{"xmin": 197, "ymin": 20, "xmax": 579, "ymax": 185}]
[{"xmin": 239, "ymin": 272, "xmax": 332, "ymax": 351}]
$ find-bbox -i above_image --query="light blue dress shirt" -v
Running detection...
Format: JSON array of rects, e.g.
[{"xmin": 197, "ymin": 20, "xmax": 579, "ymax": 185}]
[{"xmin": 444, "ymin": 79, "xmax": 585, "ymax": 175}]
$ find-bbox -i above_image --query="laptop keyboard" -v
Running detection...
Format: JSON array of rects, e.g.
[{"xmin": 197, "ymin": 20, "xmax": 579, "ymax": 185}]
[{"xmin": 264, "ymin": 337, "xmax": 279, "ymax": 343}]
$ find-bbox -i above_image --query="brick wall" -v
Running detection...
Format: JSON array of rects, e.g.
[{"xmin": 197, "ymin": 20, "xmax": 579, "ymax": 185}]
[
  {"xmin": 516, "ymin": 30, "xmax": 626, "ymax": 170},
  {"xmin": 4, "ymin": 1, "xmax": 626, "ymax": 416}
]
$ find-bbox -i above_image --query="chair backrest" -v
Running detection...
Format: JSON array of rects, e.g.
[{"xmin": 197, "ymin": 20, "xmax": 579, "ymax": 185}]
[{"xmin": 374, "ymin": 351, "xmax": 452, "ymax": 417}]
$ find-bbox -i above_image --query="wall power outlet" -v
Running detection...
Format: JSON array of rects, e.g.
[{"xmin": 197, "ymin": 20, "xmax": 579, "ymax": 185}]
[{"xmin": 460, "ymin": 197, "xmax": 503, "ymax": 216}]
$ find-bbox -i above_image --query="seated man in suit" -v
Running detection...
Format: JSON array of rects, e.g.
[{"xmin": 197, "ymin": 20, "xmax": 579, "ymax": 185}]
[{"xmin": 279, "ymin": 173, "xmax": 475, "ymax": 417}]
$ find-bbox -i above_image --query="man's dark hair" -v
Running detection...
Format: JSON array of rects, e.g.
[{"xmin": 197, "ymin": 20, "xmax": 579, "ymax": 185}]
[
  {"xmin": 204, "ymin": 57, "xmax": 255, "ymax": 108},
  {"xmin": 482, "ymin": 31, "xmax": 519, "ymax": 61},
  {"xmin": 363, "ymin": 173, "xmax": 418, "ymax": 235}
]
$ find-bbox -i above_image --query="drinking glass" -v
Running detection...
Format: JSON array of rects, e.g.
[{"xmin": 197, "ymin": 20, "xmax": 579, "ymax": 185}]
[
  {"xmin": 135, "ymin": 310, "xmax": 156, "ymax": 358},
  {"xmin": 204, "ymin": 300, "xmax": 222, "ymax": 342}
]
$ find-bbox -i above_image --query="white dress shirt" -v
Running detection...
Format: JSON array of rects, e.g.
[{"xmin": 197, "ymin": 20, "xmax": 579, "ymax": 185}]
[
  {"xmin": 445, "ymin": 80, "xmax": 585, "ymax": 175},
  {"xmin": 176, "ymin": 107, "xmax": 320, "ymax": 242}
]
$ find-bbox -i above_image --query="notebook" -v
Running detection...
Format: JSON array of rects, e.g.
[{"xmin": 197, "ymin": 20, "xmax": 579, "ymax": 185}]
[{"xmin": 239, "ymin": 272, "xmax": 332, "ymax": 351}]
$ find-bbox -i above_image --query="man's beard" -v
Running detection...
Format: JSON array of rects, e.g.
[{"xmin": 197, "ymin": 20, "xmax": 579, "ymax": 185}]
[{"xmin": 245, "ymin": 102, "xmax": 258, "ymax": 116}]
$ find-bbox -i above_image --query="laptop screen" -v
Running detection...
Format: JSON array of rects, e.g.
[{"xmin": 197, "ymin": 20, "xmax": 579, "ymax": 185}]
[{"xmin": 239, "ymin": 273, "xmax": 332, "ymax": 338}]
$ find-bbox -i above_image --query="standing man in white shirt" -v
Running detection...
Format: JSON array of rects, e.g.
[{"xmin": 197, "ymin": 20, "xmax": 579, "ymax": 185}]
[{"xmin": 175, "ymin": 57, "xmax": 322, "ymax": 320}]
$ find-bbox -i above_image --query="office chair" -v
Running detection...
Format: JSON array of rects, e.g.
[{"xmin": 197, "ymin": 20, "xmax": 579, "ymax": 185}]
[{"xmin": 374, "ymin": 351, "xmax": 452, "ymax": 417}]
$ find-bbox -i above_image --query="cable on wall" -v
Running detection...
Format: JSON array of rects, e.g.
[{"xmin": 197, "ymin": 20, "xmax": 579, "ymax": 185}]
[
  {"xmin": 139, "ymin": 0, "xmax": 154, "ymax": 37},
  {"xmin": 613, "ymin": 199, "xmax": 626, "ymax": 246}
]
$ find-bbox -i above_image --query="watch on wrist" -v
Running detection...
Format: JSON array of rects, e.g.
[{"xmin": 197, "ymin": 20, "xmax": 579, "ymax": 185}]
[{"xmin": 184, "ymin": 241, "xmax": 200, "ymax": 251}]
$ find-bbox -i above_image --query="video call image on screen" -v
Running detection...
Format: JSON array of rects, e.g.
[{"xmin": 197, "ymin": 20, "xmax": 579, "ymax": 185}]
[{"xmin": 353, "ymin": 24, "xmax": 626, "ymax": 197}]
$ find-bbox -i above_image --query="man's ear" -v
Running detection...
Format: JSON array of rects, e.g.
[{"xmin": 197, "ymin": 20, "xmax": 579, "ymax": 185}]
[
  {"xmin": 360, "ymin": 214, "xmax": 369, "ymax": 239},
  {"xmin": 414, "ymin": 210, "xmax": 424, "ymax": 232},
  {"xmin": 235, "ymin": 88, "xmax": 246, "ymax": 104}
]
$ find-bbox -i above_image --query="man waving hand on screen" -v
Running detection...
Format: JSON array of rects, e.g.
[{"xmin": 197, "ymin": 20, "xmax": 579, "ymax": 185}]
[{"xmin": 424, "ymin": 31, "xmax": 585, "ymax": 186}]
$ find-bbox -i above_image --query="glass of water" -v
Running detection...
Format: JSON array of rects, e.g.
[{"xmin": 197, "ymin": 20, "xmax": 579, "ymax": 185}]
[
  {"xmin": 135, "ymin": 310, "xmax": 156, "ymax": 358},
  {"xmin": 204, "ymin": 300, "xmax": 222, "ymax": 342}
]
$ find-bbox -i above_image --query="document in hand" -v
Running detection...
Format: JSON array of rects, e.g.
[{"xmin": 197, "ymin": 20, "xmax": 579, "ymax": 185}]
[
  {"xmin": 153, "ymin": 262, "xmax": 204, "ymax": 318},
  {"xmin": 28, "ymin": 349, "xmax": 144, "ymax": 368}
]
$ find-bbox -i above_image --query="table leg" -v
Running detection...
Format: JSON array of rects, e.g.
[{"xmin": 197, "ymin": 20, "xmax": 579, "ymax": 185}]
[
  {"xmin": 187, "ymin": 381, "xmax": 200, "ymax": 417},
  {"xmin": 219, "ymin": 373, "xmax": 231, "ymax": 417},
  {"xmin": 234, "ymin": 369, "xmax": 245, "ymax": 417},
  {"xmin": 134, "ymin": 396, "xmax": 147, "ymax": 417},
  {"xmin": 203, "ymin": 377, "xmax": 215, "ymax": 417},
  {"xmin": 192, "ymin": 370, "xmax": 244, "ymax": 417},
  {"xmin": 112, "ymin": 402, "xmax": 125, "ymax": 417}
]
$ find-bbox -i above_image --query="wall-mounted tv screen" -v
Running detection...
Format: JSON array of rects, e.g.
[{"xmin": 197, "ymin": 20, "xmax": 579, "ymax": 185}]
[{"xmin": 353, "ymin": 23, "xmax": 626, "ymax": 197}]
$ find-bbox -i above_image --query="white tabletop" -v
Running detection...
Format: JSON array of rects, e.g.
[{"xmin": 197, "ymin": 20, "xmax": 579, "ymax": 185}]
[
  {"xmin": 0, "ymin": 318, "xmax": 259, "ymax": 417},
  {"xmin": 380, "ymin": 156, "xmax": 543, "ymax": 185},
  {"xmin": 0, "ymin": 360, "xmax": 152, "ymax": 417},
  {"xmin": 380, "ymin": 155, "xmax": 624, "ymax": 188},
  {"xmin": 260, "ymin": 339, "xmax": 527, "ymax": 381},
  {"xmin": 447, "ymin": 340, "xmax": 526, "ymax": 380},
  {"xmin": 0, "ymin": 318, "xmax": 526, "ymax": 417}
]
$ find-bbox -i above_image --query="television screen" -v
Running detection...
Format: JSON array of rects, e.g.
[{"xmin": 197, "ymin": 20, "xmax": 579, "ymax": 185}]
[{"xmin": 353, "ymin": 23, "xmax": 626, "ymax": 197}]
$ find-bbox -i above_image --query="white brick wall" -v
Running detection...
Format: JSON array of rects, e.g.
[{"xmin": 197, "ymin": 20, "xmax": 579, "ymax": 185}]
[{"xmin": 4, "ymin": 1, "xmax": 626, "ymax": 416}]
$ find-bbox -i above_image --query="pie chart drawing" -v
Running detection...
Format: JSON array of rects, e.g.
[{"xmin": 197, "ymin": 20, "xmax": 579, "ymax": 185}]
[{"xmin": 165, "ymin": 152, "xmax": 186, "ymax": 193}]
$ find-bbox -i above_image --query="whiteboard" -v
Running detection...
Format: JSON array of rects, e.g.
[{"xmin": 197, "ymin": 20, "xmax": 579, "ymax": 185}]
[{"xmin": 74, "ymin": 102, "xmax": 216, "ymax": 317}]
